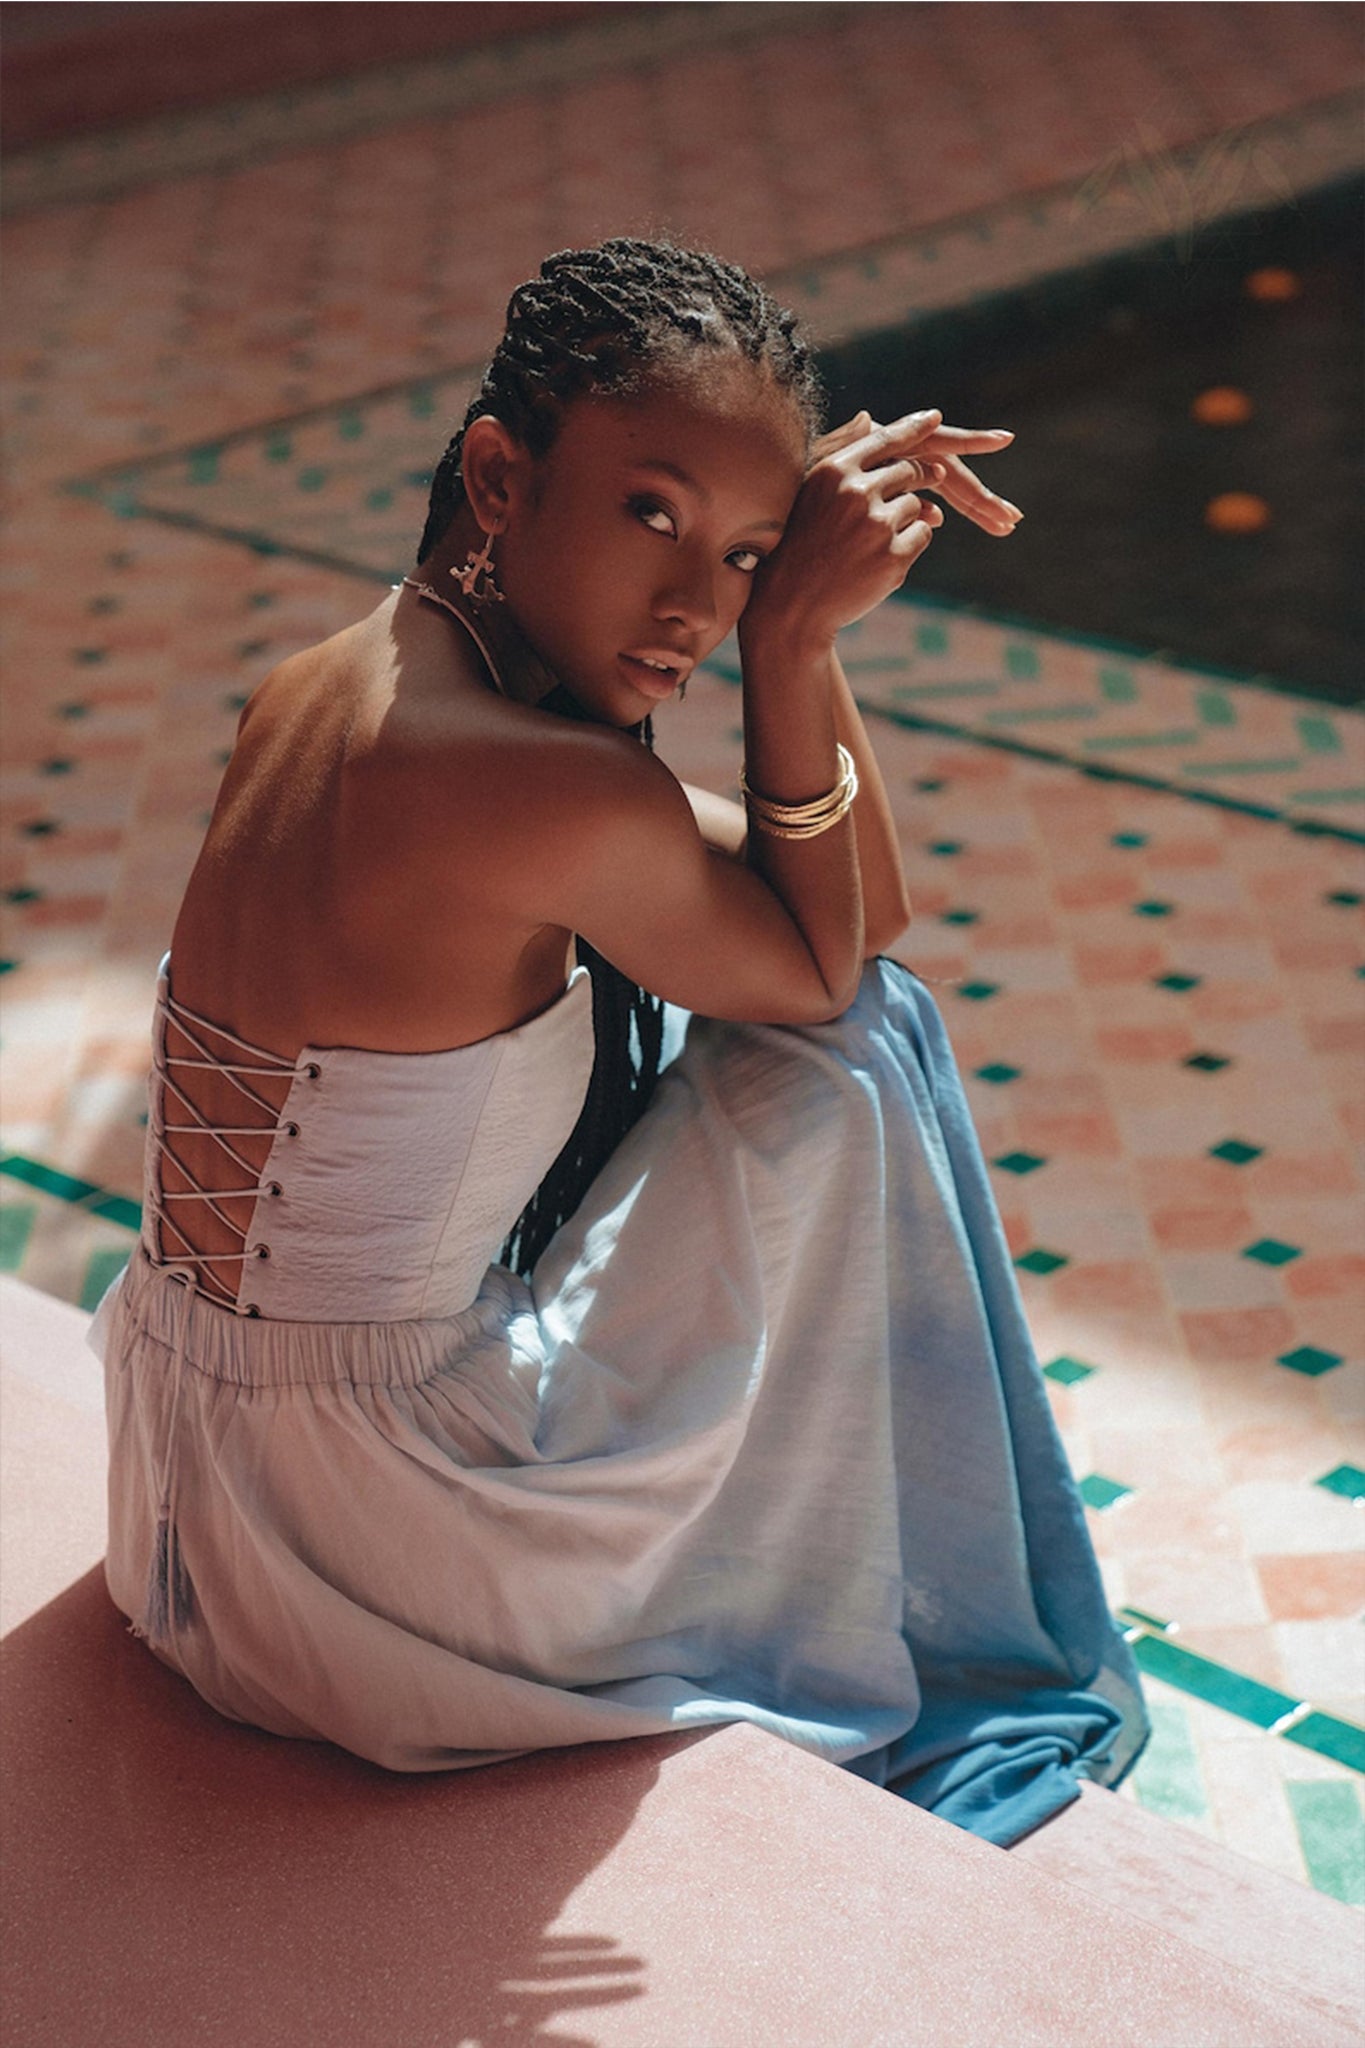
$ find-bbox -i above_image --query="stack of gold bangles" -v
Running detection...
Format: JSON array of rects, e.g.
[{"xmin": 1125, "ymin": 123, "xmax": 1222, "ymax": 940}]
[{"xmin": 740, "ymin": 743, "xmax": 859, "ymax": 840}]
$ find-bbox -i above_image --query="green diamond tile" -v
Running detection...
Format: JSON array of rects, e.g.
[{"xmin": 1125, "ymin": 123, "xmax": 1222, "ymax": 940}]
[
  {"xmin": 1155, "ymin": 972, "xmax": 1202, "ymax": 992},
  {"xmin": 928, "ymin": 840, "xmax": 964, "ymax": 856},
  {"xmin": 0, "ymin": 1202, "xmax": 37, "ymax": 1272},
  {"xmin": 80, "ymin": 1247, "xmax": 130, "ymax": 1313},
  {"xmin": 940, "ymin": 909, "xmax": 979, "ymax": 926},
  {"xmin": 1283, "ymin": 1712, "xmax": 1365, "ymax": 1774},
  {"xmin": 1111, "ymin": 830, "xmax": 1147, "ymax": 847},
  {"xmin": 913, "ymin": 776, "xmax": 945, "ymax": 790},
  {"xmin": 3, "ymin": 888, "xmax": 41, "ymax": 905},
  {"xmin": 1315, "ymin": 1463, "xmax": 1365, "ymax": 1502},
  {"xmin": 39, "ymin": 758, "xmax": 74, "ymax": 775},
  {"xmin": 1209, "ymin": 1139, "xmax": 1263, "ymax": 1164},
  {"xmin": 1243, "ymin": 1237, "xmax": 1302, "ymax": 1267},
  {"xmin": 1134, "ymin": 899, "xmax": 1175, "ymax": 918},
  {"xmin": 974, "ymin": 1063, "xmax": 1021, "ymax": 1085},
  {"xmin": 1015, "ymin": 1247, "xmax": 1069, "ymax": 1276},
  {"xmin": 956, "ymin": 981, "xmax": 1000, "ymax": 1002},
  {"xmin": 20, "ymin": 820, "xmax": 59, "ymax": 838},
  {"xmin": 1325, "ymin": 890, "xmax": 1362, "ymax": 907},
  {"xmin": 994, "ymin": 1150, "xmax": 1046, "ymax": 1175},
  {"xmin": 1286, "ymin": 1780, "xmax": 1365, "ymax": 1905},
  {"xmin": 0, "ymin": 959, "xmax": 18, "ymax": 975},
  {"xmin": 1004, "ymin": 642, "xmax": 1039, "ymax": 680},
  {"xmin": 1130, "ymin": 1698, "xmax": 1208, "ymax": 1822},
  {"xmin": 1184, "ymin": 1052, "xmax": 1231, "ymax": 1072},
  {"xmin": 1099, "ymin": 671, "xmax": 1138, "ymax": 703},
  {"xmin": 1078, "ymin": 1473, "xmax": 1132, "ymax": 1509},
  {"xmin": 1277, "ymin": 1344, "xmax": 1344, "ymax": 1377},
  {"xmin": 56, "ymin": 702, "xmax": 90, "ymax": 718},
  {"xmin": 1043, "ymin": 1354, "xmax": 1096, "ymax": 1386}
]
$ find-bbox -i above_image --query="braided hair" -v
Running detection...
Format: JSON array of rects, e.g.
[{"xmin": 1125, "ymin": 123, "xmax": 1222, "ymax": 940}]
[{"xmin": 419, "ymin": 238, "xmax": 827, "ymax": 1282}]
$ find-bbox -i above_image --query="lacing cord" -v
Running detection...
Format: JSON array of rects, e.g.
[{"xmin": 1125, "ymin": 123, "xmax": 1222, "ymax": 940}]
[
  {"xmin": 146, "ymin": 989, "xmax": 300, "ymax": 1312},
  {"xmin": 134, "ymin": 987, "xmax": 304, "ymax": 1650}
]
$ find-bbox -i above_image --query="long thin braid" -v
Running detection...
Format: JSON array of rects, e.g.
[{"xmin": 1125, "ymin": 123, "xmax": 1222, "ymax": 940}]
[{"xmin": 417, "ymin": 239, "xmax": 827, "ymax": 1282}]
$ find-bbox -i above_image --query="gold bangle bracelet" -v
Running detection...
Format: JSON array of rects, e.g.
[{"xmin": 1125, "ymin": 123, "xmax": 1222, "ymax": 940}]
[
  {"xmin": 740, "ymin": 749, "xmax": 859, "ymax": 835},
  {"xmin": 740, "ymin": 744, "xmax": 858, "ymax": 825}
]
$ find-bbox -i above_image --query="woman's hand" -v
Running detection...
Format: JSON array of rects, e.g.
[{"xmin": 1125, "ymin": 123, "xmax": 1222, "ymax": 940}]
[
  {"xmin": 743, "ymin": 409, "xmax": 1019, "ymax": 651},
  {"xmin": 810, "ymin": 408, "xmax": 1022, "ymax": 536}
]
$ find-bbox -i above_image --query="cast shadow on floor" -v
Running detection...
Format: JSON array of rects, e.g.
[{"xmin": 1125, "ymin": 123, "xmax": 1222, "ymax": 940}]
[{"xmin": 1, "ymin": 1568, "xmax": 687, "ymax": 2048}]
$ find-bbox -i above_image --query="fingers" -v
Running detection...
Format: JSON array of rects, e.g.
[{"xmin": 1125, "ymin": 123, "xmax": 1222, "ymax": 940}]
[
  {"xmin": 853, "ymin": 409, "xmax": 945, "ymax": 465},
  {"xmin": 869, "ymin": 454, "xmax": 948, "ymax": 495},
  {"xmin": 927, "ymin": 452, "xmax": 1023, "ymax": 534},
  {"xmin": 807, "ymin": 410, "xmax": 873, "ymax": 469},
  {"xmin": 889, "ymin": 517, "xmax": 938, "ymax": 572}
]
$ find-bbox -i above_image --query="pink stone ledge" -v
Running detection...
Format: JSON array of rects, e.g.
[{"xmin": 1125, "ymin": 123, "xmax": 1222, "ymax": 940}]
[{"xmin": 3, "ymin": 1276, "xmax": 1361, "ymax": 2047}]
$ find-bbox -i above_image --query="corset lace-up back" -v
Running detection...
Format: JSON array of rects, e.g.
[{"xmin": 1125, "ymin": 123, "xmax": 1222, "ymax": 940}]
[
  {"xmin": 148, "ymin": 984, "xmax": 300, "ymax": 1312},
  {"xmin": 140, "ymin": 953, "xmax": 597, "ymax": 1322}
]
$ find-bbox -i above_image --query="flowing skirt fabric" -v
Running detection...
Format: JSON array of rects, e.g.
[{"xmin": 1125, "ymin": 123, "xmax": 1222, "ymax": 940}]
[{"xmin": 95, "ymin": 956, "xmax": 1149, "ymax": 1848}]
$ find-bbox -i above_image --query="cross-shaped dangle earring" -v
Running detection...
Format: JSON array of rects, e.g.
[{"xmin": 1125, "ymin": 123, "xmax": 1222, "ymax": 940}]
[{"xmin": 450, "ymin": 529, "xmax": 504, "ymax": 608}]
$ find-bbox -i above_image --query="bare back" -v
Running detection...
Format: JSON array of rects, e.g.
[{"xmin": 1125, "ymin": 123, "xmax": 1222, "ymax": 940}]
[{"xmin": 171, "ymin": 589, "xmax": 587, "ymax": 1064}]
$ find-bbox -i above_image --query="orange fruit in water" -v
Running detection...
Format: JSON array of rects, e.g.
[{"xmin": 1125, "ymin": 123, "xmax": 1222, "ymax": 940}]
[
  {"xmin": 1205, "ymin": 492, "xmax": 1270, "ymax": 533},
  {"xmin": 1192, "ymin": 387, "xmax": 1253, "ymax": 425},
  {"xmin": 1245, "ymin": 267, "xmax": 1301, "ymax": 302}
]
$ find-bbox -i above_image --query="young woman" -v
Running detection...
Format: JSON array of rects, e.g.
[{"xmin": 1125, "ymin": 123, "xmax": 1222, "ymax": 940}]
[{"xmin": 94, "ymin": 239, "xmax": 1148, "ymax": 1848}]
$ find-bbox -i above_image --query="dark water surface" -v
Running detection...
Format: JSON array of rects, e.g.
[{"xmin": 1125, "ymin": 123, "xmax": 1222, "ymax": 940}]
[{"xmin": 818, "ymin": 177, "xmax": 1363, "ymax": 708}]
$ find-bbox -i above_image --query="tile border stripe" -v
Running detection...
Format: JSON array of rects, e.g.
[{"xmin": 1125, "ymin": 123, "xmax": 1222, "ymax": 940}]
[
  {"xmin": 1, "ymin": 1155, "xmax": 141, "ymax": 1232},
  {"xmin": 1118, "ymin": 1613, "xmax": 1365, "ymax": 1774}
]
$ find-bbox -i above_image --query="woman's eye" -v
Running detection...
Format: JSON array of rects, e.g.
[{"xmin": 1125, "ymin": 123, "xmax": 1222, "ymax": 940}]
[
  {"xmin": 728, "ymin": 548, "xmax": 763, "ymax": 575},
  {"xmin": 631, "ymin": 498, "xmax": 677, "ymax": 538}
]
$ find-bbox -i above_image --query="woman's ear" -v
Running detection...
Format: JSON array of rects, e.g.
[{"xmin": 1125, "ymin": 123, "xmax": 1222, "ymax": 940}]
[{"xmin": 459, "ymin": 416, "xmax": 528, "ymax": 533}]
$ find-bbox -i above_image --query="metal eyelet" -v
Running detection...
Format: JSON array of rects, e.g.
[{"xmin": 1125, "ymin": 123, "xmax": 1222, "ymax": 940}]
[
  {"xmin": 284, "ymin": 1121, "xmax": 300, "ymax": 1138},
  {"xmin": 243, "ymin": 1304, "xmax": 260, "ymax": 1318},
  {"xmin": 252, "ymin": 1243, "xmax": 271, "ymax": 1261},
  {"xmin": 303, "ymin": 1062, "xmax": 321, "ymax": 1080},
  {"xmin": 266, "ymin": 1181, "xmax": 283, "ymax": 1198}
]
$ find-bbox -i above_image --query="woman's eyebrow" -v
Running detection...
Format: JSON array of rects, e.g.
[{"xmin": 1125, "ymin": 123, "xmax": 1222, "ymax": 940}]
[{"xmin": 629, "ymin": 459, "xmax": 786, "ymax": 533}]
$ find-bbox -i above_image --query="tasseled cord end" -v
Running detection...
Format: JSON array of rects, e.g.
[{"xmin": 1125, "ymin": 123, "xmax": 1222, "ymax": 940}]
[{"xmin": 133, "ymin": 1499, "xmax": 194, "ymax": 1647}]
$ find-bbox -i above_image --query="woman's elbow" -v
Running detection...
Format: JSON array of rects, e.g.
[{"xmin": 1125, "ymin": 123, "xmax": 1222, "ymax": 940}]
[{"xmin": 864, "ymin": 897, "xmax": 913, "ymax": 960}]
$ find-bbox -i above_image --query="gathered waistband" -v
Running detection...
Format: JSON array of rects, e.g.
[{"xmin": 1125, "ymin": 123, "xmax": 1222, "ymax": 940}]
[{"xmin": 97, "ymin": 1245, "xmax": 530, "ymax": 1390}]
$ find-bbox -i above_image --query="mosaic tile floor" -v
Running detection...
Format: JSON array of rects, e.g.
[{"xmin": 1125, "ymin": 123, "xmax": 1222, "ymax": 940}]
[{"xmin": 2, "ymin": 1, "xmax": 1362, "ymax": 1906}]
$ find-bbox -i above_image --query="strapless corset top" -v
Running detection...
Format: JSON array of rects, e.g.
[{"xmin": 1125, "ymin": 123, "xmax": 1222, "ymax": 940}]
[{"xmin": 141, "ymin": 955, "xmax": 596, "ymax": 1322}]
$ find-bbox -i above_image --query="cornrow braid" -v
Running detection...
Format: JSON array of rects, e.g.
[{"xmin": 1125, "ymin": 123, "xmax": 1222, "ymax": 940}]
[
  {"xmin": 419, "ymin": 237, "xmax": 825, "ymax": 566},
  {"xmin": 417, "ymin": 238, "xmax": 826, "ymax": 1283}
]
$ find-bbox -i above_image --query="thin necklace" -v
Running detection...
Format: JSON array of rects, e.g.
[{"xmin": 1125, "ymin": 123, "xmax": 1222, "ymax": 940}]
[{"xmin": 398, "ymin": 577, "xmax": 507, "ymax": 697}]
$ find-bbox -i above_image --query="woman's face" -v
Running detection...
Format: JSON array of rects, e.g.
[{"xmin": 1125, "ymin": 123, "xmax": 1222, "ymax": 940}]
[{"xmin": 495, "ymin": 361, "xmax": 808, "ymax": 724}]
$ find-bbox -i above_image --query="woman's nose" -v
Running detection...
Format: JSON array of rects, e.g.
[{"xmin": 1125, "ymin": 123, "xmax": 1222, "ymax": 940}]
[{"xmin": 652, "ymin": 555, "xmax": 718, "ymax": 631}]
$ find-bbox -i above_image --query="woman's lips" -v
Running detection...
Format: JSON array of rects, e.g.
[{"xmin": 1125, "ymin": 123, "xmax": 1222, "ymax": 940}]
[{"xmin": 618, "ymin": 653, "xmax": 685, "ymax": 700}]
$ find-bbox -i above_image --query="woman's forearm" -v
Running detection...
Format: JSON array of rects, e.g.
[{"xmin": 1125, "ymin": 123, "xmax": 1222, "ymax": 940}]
[
  {"xmin": 829, "ymin": 651, "xmax": 913, "ymax": 954},
  {"xmin": 737, "ymin": 618, "xmax": 865, "ymax": 1010}
]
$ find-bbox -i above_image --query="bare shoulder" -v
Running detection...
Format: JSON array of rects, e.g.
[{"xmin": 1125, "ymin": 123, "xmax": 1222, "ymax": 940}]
[{"xmin": 412, "ymin": 704, "xmax": 690, "ymax": 898}]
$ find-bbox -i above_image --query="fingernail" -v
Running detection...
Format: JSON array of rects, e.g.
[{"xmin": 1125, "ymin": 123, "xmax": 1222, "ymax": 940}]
[
  {"xmin": 910, "ymin": 409, "xmax": 941, "ymax": 424},
  {"xmin": 987, "ymin": 430, "xmax": 1014, "ymax": 440}
]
